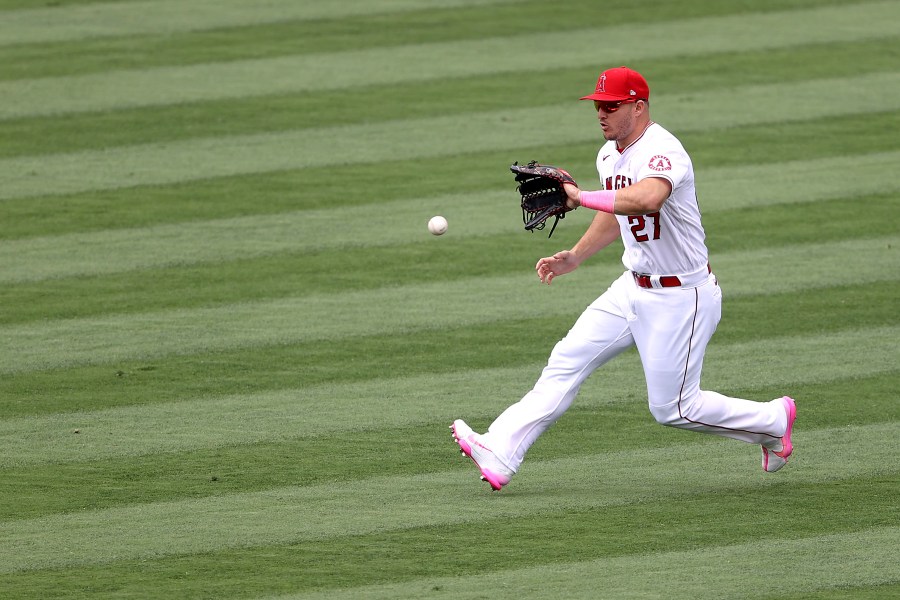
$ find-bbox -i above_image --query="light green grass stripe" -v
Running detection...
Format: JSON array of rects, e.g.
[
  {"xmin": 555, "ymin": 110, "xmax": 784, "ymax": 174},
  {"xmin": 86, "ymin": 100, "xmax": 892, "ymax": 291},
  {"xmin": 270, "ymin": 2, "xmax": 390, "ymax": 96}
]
[
  {"xmin": 0, "ymin": 0, "xmax": 513, "ymax": 46},
  {"xmin": 0, "ymin": 235, "xmax": 896, "ymax": 375},
  {"xmin": 0, "ymin": 325, "xmax": 895, "ymax": 468},
  {"xmin": 3, "ymin": 149, "xmax": 899, "ymax": 283},
  {"xmin": 282, "ymin": 527, "xmax": 900, "ymax": 600},
  {"xmin": 0, "ymin": 1, "xmax": 896, "ymax": 120},
  {"xmin": 707, "ymin": 233, "xmax": 898, "ymax": 294},
  {"xmin": 0, "ymin": 422, "xmax": 895, "ymax": 573},
  {"xmin": 3, "ymin": 71, "xmax": 900, "ymax": 202}
]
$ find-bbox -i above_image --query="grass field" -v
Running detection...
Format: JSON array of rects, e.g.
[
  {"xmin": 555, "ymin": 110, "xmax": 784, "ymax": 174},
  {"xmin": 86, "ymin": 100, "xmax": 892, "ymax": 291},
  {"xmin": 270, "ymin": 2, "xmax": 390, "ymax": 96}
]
[{"xmin": 1, "ymin": 0, "xmax": 898, "ymax": 598}]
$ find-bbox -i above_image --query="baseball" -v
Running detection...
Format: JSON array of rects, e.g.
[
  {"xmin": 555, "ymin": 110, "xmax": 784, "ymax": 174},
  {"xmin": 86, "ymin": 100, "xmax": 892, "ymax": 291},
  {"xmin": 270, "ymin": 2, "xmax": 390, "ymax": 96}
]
[{"xmin": 428, "ymin": 215, "xmax": 448, "ymax": 236}]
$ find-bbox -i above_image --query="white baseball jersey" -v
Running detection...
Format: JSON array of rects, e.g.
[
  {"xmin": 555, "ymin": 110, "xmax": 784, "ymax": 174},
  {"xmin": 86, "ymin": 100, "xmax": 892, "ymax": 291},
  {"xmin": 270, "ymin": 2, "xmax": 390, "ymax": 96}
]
[{"xmin": 596, "ymin": 122, "xmax": 708, "ymax": 276}]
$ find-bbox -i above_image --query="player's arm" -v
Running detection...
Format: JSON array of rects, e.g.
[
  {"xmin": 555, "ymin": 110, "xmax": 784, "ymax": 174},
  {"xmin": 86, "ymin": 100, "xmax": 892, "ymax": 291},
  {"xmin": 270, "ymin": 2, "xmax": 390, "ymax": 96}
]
[
  {"xmin": 535, "ymin": 212, "xmax": 620, "ymax": 285},
  {"xmin": 564, "ymin": 177, "xmax": 671, "ymax": 216},
  {"xmin": 571, "ymin": 211, "xmax": 621, "ymax": 259},
  {"xmin": 605, "ymin": 177, "xmax": 671, "ymax": 215}
]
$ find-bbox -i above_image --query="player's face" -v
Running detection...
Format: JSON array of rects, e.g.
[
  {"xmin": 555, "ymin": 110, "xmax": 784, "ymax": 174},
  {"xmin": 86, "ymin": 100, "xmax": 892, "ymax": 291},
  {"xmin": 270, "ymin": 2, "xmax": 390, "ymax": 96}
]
[{"xmin": 594, "ymin": 99, "xmax": 642, "ymax": 143}]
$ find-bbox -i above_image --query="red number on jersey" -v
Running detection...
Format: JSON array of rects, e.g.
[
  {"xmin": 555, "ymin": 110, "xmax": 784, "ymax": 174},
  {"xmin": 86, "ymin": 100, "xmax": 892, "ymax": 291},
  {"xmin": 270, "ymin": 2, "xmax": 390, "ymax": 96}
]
[{"xmin": 628, "ymin": 212, "xmax": 661, "ymax": 242}]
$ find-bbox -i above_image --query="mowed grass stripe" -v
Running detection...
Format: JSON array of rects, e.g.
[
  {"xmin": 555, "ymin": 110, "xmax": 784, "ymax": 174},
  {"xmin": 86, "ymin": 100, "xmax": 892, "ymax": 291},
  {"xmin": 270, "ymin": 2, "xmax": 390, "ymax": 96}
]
[
  {"xmin": 2, "ymin": 372, "xmax": 894, "ymax": 525},
  {"xmin": 0, "ymin": 422, "xmax": 895, "ymax": 573},
  {"xmin": 286, "ymin": 527, "xmax": 900, "ymax": 600},
  {"xmin": 0, "ymin": 475, "xmax": 895, "ymax": 598},
  {"xmin": 0, "ymin": 325, "xmax": 895, "ymax": 468},
  {"xmin": 4, "ymin": 149, "xmax": 898, "ymax": 283},
  {"xmin": 0, "ymin": 1, "xmax": 895, "ymax": 120},
  {"xmin": 2, "ymin": 373, "xmax": 894, "ymax": 525},
  {"xmin": 2, "ymin": 110, "xmax": 899, "ymax": 243},
  {"xmin": 0, "ymin": 235, "xmax": 896, "ymax": 375},
  {"xmin": 0, "ymin": 0, "xmax": 514, "ymax": 46},
  {"xmin": 0, "ymin": 4, "xmax": 874, "ymax": 88},
  {"xmin": 3, "ymin": 39, "xmax": 897, "ymax": 160},
  {"xmin": 0, "ymin": 196, "xmax": 894, "ymax": 328},
  {"xmin": 4, "ymin": 71, "xmax": 900, "ymax": 202},
  {"xmin": 0, "ymin": 0, "xmax": 853, "ymax": 66},
  {"xmin": 0, "ymin": 282, "xmax": 894, "ymax": 420}
]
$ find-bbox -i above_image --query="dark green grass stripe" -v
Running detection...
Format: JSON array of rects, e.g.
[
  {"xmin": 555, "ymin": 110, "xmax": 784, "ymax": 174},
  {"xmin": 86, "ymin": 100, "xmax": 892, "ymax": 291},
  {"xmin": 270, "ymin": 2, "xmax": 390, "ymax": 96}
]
[
  {"xmin": 0, "ymin": 0, "xmax": 515, "ymax": 50},
  {"xmin": 0, "ymin": 0, "xmax": 144, "ymax": 9},
  {"xmin": 1, "ymin": 421, "xmax": 896, "ymax": 573},
  {"xmin": 5, "ymin": 234, "xmax": 898, "ymax": 372},
  {"xmin": 0, "ymin": 195, "xmax": 894, "ymax": 325},
  {"xmin": 6, "ymin": 73, "xmax": 899, "ymax": 201},
  {"xmin": 702, "ymin": 193, "xmax": 900, "ymax": 252},
  {"xmin": 1, "ymin": 110, "xmax": 899, "ymax": 242},
  {"xmin": 0, "ymin": 475, "xmax": 893, "ymax": 598},
  {"xmin": 4, "ymin": 235, "xmax": 894, "ymax": 374},
  {"xmin": 0, "ymin": 281, "xmax": 895, "ymax": 418},
  {"xmin": 0, "ymin": 37, "xmax": 896, "ymax": 158},
  {"xmin": 0, "ymin": 0, "xmax": 857, "ymax": 80},
  {"xmin": 2, "ymin": 325, "xmax": 894, "ymax": 469},
  {"xmin": 284, "ymin": 527, "xmax": 900, "ymax": 599},
  {"xmin": 10, "ymin": 5, "xmax": 895, "ymax": 123},
  {"xmin": 783, "ymin": 582, "xmax": 900, "ymax": 600},
  {"xmin": 0, "ymin": 371, "xmax": 895, "ymax": 522},
  {"xmin": 0, "ymin": 233, "xmax": 551, "ymax": 323},
  {"xmin": 3, "ymin": 152, "xmax": 896, "ymax": 283},
  {"xmin": 683, "ymin": 107, "xmax": 900, "ymax": 170}
]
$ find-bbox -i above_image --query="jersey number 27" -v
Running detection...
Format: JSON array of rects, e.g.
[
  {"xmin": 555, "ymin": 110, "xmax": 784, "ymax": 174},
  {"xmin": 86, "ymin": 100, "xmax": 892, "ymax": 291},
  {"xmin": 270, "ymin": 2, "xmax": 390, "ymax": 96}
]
[{"xmin": 628, "ymin": 212, "xmax": 661, "ymax": 242}]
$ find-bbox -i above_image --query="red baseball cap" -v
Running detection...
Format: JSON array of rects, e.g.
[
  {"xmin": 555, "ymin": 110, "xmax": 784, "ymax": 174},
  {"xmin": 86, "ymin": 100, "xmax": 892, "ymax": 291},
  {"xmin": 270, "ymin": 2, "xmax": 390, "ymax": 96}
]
[{"xmin": 580, "ymin": 66, "xmax": 650, "ymax": 101}]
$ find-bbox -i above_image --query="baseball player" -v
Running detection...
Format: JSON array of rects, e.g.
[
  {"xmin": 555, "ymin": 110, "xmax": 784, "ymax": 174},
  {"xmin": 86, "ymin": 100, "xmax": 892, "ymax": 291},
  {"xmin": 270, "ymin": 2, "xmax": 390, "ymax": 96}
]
[{"xmin": 452, "ymin": 66, "xmax": 796, "ymax": 491}]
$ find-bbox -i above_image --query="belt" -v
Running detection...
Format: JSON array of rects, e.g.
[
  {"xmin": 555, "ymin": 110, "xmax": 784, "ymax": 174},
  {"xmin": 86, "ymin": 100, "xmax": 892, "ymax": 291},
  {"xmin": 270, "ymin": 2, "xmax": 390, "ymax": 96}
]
[{"xmin": 632, "ymin": 264, "xmax": 711, "ymax": 289}]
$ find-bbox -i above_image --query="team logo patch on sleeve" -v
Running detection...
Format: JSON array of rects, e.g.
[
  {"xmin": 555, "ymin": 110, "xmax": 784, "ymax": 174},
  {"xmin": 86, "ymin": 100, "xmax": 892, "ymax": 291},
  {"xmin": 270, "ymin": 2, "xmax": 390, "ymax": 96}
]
[{"xmin": 649, "ymin": 155, "xmax": 672, "ymax": 171}]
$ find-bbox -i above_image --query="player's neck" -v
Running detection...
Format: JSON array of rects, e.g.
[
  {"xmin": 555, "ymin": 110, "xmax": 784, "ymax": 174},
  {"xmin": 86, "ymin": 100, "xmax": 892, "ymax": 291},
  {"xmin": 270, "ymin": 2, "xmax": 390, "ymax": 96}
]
[{"xmin": 617, "ymin": 119, "xmax": 654, "ymax": 152}]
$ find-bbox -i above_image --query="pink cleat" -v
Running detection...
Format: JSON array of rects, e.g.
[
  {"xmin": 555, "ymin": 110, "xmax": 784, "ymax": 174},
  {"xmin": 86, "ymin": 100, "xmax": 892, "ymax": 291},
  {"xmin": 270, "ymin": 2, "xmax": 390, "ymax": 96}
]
[
  {"xmin": 451, "ymin": 419, "xmax": 514, "ymax": 491},
  {"xmin": 762, "ymin": 396, "xmax": 796, "ymax": 472}
]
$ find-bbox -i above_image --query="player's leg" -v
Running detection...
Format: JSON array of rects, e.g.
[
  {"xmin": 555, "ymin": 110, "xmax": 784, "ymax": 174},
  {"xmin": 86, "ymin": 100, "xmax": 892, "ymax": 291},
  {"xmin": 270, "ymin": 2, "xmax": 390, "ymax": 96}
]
[
  {"xmin": 481, "ymin": 272, "xmax": 636, "ymax": 471},
  {"xmin": 453, "ymin": 277, "xmax": 635, "ymax": 490},
  {"xmin": 632, "ymin": 275, "xmax": 790, "ymax": 447}
]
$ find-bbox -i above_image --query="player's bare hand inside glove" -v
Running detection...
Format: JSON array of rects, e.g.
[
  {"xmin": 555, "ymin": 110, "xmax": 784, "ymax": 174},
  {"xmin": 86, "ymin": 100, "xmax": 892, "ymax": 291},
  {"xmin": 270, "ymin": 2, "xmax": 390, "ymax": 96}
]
[{"xmin": 535, "ymin": 250, "xmax": 582, "ymax": 285}]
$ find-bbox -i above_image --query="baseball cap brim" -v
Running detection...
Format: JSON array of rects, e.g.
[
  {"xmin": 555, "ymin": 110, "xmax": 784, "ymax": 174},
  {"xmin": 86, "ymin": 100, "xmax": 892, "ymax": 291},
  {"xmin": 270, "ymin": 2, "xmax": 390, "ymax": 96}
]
[{"xmin": 579, "ymin": 91, "xmax": 634, "ymax": 101}]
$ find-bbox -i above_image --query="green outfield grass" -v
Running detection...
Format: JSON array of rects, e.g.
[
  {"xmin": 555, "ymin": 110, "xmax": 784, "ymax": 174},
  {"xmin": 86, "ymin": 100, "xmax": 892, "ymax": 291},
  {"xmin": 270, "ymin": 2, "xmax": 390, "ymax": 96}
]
[{"xmin": 0, "ymin": 0, "xmax": 897, "ymax": 598}]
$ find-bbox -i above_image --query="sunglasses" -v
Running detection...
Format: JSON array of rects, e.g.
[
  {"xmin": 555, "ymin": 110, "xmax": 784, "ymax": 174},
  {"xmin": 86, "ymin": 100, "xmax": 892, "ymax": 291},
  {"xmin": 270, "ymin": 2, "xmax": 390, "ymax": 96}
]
[{"xmin": 593, "ymin": 98, "xmax": 644, "ymax": 113}]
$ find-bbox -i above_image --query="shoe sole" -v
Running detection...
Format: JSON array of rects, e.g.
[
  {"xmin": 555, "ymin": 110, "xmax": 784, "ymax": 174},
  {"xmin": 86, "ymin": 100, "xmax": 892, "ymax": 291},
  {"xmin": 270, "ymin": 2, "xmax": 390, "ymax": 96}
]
[
  {"xmin": 763, "ymin": 396, "xmax": 796, "ymax": 472},
  {"xmin": 450, "ymin": 423, "xmax": 508, "ymax": 491},
  {"xmin": 779, "ymin": 396, "xmax": 796, "ymax": 459}
]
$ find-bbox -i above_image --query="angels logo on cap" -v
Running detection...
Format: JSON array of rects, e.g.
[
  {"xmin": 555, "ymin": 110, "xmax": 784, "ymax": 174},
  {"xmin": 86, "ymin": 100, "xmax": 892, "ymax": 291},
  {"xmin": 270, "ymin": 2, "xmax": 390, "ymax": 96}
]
[{"xmin": 580, "ymin": 66, "xmax": 650, "ymax": 102}]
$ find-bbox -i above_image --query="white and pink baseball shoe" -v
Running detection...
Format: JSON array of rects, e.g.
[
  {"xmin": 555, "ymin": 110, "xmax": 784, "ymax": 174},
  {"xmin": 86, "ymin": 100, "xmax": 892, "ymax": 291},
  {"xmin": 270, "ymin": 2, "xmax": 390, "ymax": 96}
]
[
  {"xmin": 762, "ymin": 396, "xmax": 796, "ymax": 473},
  {"xmin": 451, "ymin": 419, "xmax": 515, "ymax": 491}
]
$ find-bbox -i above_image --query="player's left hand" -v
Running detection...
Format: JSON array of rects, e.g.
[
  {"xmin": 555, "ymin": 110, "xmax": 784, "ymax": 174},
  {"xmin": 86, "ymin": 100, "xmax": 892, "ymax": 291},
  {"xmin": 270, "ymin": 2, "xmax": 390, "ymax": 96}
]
[
  {"xmin": 563, "ymin": 183, "xmax": 581, "ymax": 210},
  {"xmin": 510, "ymin": 161, "xmax": 578, "ymax": 238}
]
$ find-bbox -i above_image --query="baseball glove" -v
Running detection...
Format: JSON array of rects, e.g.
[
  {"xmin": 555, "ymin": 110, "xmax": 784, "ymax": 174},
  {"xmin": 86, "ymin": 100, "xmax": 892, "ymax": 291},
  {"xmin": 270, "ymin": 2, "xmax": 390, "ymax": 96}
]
[{"xmin": 510, "ymin": 161, "xmax": 577, "ymax": 238}]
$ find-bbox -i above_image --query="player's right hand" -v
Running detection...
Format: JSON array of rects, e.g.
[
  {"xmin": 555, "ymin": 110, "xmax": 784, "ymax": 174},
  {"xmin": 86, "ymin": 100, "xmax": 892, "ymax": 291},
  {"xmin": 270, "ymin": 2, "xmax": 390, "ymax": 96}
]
[{"xmin": 535, "ymin": 251, "xmax": 580, "ymax": 285}]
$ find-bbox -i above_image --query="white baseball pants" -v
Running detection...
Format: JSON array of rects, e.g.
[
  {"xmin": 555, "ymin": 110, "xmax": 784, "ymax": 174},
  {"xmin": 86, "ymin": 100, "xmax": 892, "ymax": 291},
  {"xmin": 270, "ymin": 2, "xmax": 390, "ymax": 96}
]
[{"xmin": 484, "ymin": 271, "xmax": 787, "ymax": 472}]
